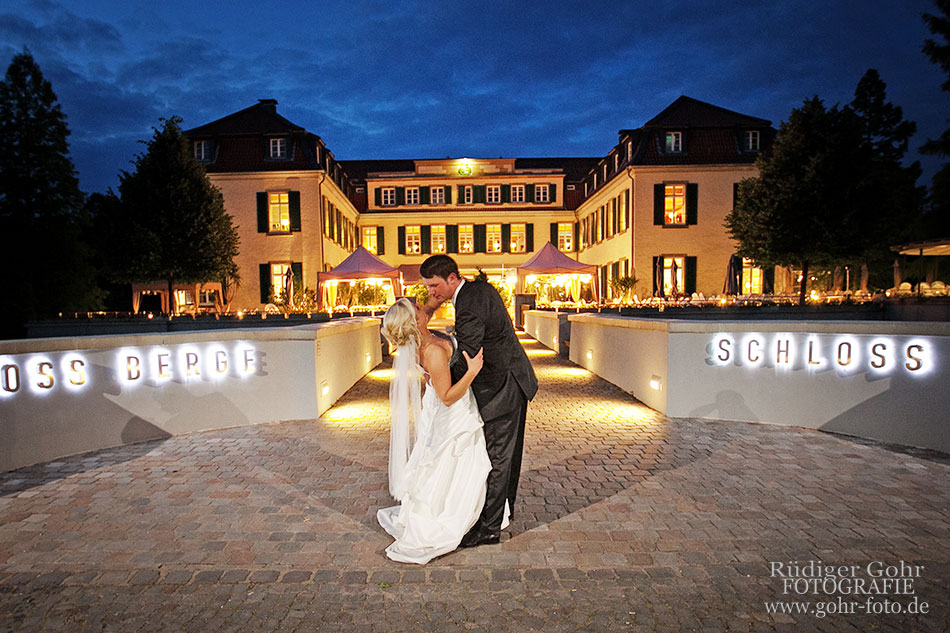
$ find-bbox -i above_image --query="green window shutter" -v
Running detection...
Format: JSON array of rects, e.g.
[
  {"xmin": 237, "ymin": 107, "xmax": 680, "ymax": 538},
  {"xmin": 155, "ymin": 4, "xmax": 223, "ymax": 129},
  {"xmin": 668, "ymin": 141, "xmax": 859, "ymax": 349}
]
[
  {"xmin": 398, "ymin": 226, "xmax": 406, "ymax": 255},
  {"xmin": 474, "ymin": 224, "xmax": 486, "ymax": 253},
  {"xmin": 420, "ymin": 186, "xmax": 430, "ymax": 205},
  {"xmin": 652, "ymin": 257, "xmax": 660, "ymax": 296},
  {"xmin": 374, "ymin": 188, "xmax": 381, "ymax": 207},
  {"xmin": 396, "ymin": 187, "xmax": 405, "ymax": 206},
  {"xmin": 611, "ymin": 261, "xmax": 620, "ymax": 280},
  {"xmin": 600, "ymin": 267, "xmax": 608, "ymax": 299},
  {"xmin": 502, "ymin": 224, "xmax": 511, "ymax": 253},
  {"xmin": 550, "ymin": 222, "xmax": 558, "ymax": 246},
  {"xmin": 474, "ymin": 185, "xmax": 486, "ymax": 203},
  {"xmin": 257, "ymin": 192, "xmax": 268, "ymax": 232},
  {"xmin": 291, "ymin": 262, "xmax": 303, "ymax": 290},
  {"xmin": 446, "ymin": 224, "xmax": 459, "ymax": 253},
  {"xmin": 685, "ymin": 256, "xmax": 697, "ymax": 294},
  {"xmin": 421, "ymin": 225, "xmax": 431, "ymax": 254},
  {"xmin": 573, "ymin": 223, "xmax": 579, "ymax": 251},
  {"xmin": 457, "ymin": 185, "xmax": 465, "ymax": 203},
  {"xmin": 259, "ymin": 264, "xmax": 271, "ymax": 303},
  {"xmin": 501, "ymin": 184, "xmax": 511, "ymax": 203},
  {"xmin": 549, "ymin": 184, "xmax": 556, "ymax": 203},
  {"xmin": 445, "ymin": 186, "xmax": 452, "ymax": 204},
  {"xmin": 289, "ymin": 191, "xmax": 301, "ymax": 232},
  {"xmin": 526, "ymin": 184, "xmax": 535, "ymax": 203},
  {"xmin": 376, "ymin": 226, "xmax": 385, "ymax": 255},
  {"xmin": 686, "ymin": 183, "xmax": 698, "ymax": 225},
  {"xmin": 335, "ymin": 209, "xmax": 341, "ymax": 242},
  {"xmin": 654, "ymin": 184, "xmax": 664, "ymax": 225},
  {"xmin": 625, "ymin": 190, "xmax": 631, "ymax": 228},
  {"xmin": 526, "ymin": 223, "xmax": 534, "ymax": 251}
]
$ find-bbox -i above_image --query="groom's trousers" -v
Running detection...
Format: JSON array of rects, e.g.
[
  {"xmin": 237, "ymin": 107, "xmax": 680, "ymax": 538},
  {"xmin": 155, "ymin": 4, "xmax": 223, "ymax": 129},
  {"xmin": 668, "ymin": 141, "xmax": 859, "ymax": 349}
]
[{"xmin": 479, "ymin": 391, "xmax": 529, "ymax": 534}]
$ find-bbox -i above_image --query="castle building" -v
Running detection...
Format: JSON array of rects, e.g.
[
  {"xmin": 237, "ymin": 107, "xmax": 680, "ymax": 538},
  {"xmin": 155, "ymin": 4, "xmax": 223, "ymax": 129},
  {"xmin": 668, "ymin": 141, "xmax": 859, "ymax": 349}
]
[{"xmin": 186, "ymin": 96, "xmax": 775, "ymax": 309}]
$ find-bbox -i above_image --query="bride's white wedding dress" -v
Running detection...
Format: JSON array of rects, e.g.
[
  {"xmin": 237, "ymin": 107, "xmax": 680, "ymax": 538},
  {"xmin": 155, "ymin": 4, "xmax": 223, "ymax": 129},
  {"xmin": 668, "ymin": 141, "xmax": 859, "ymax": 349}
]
[{"xmin": 377, "ymin": 376, "xmax": 492, "ymax": 564}]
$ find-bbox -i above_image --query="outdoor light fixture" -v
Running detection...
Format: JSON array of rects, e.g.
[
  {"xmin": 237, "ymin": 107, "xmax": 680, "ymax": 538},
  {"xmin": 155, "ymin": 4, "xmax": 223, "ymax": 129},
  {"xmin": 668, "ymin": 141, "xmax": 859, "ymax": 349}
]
[
  {"xmin": 320, "ymin": 380, "xmax": 330, "ymax": 396},
  {"xmin": 650, "ymin": 375, "xmax": 662, "ymax": 391},
  {"xmin": 586, "ymin": 350, "xmax": 593, "ymax": 360}
]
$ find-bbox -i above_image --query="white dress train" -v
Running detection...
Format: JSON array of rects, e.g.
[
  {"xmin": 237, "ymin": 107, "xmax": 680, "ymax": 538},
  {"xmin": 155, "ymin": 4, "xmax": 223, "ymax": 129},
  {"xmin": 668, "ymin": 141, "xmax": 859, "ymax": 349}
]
[{"xmin": 377, "ymin": 382, "xmax": 492, "ymax": 564}]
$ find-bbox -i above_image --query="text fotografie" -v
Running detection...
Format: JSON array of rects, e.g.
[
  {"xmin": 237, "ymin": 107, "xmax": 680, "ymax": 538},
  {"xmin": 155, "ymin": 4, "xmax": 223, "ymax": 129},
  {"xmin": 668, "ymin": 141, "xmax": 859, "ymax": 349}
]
[
  {"xmin": 708, "ymin": 334, "xmax": 931, "ymax": 374},
  {"xmin": 0, "ymin": 344, "xmax": 257, "ymax": 397}
]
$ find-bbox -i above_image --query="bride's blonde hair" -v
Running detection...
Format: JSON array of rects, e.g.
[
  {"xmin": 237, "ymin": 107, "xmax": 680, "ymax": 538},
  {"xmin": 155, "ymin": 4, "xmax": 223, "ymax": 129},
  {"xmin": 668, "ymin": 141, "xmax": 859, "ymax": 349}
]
[{"xmin": 382, "ymin": 298, "xmax": 419, "ymax": 349}]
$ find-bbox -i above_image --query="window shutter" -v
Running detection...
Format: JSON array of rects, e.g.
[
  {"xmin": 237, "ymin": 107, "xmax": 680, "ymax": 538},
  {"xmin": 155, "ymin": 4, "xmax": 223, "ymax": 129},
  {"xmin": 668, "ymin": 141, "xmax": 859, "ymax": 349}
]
[
  {"xmin": 573, "ymin": 223, "xmax": 579, "ymax": 251},
  {"xmin": 654, "ymin": 184, "xmax": 665, "ymax": 225},
  {"xmin": 549, "ymin": 184, "xmax": 556, "ymax": 203},
  {"xmin": 291, "ymin": 262, "xmax": 303, "ymax": 290},
  {"xmin": 398, "ymin": 226, "xmax": 406, "ymax": 255},
  {"xmin": 526, "ymin": 184, "xmax": 535, "ymax": 203},
  {"xmin": 550, "ymin": 222, "xmax": 558, "ymax": 246},
  {"xmin": 764, "ymin": 266, "xmax": 774, "ymax": 294},
  {"xmin": 446, "ymin": 224, "xmax": 459, "ymax": 253},
  {"xmin": 501, "ymin": 184, "xmax": 511, "ymax": 203},
  {"xmin": 474, "ymin": 185, "xmax": 486, "ymax": 204},
  {"xmin": 526, "ymin": 223, "xmax": 534, "ymax": 251},
  {"xmin": 686, "ymin": 183, "xmax": 698, "ymax": 225},
  {"xmin": 600, "ymin": 267, "xmax": 608, "ymax": 299},
  {"xmin": 445, "ymin": 186, "xmax": 452, "ymax": 204},
  {"xmin": 374, "ymin": 188, "xmax": 381, "ymax": 207},
  {"xmin": 376, "ymin": 226, "xmax": 385, "ymax": 255},
  {"xmin": 652, "ymin": 257, "xmax": 660, "ymax": 296},
  {"xmin": 396, "ymin": 187, "xmax": 405, "ymax": 206},
  {"xmin": 474, "ymin": 224, "xmax": 486, "ymax": 253},
  {"xmin": 457, "ymin": 185, "xmax": 465, "ymax": 203},
  {"xmin": 611, "ymin": 261, "xmax": 620, "ymax": 281},
  {"xmin": 289, "ymin": 191, "xmax": 301, "ymax": 232},
  {"xmin": 685, "ymin": 257, "xmax": 697, "ymax": 294},
  {"xmin": 502, "ymin": 224, "xmax": 511, "ymax": 253},
  {"xmin": 259, "ymin": 264, "xmax": 271, "ymax": 303},
  {"xmin": 421, "ymin": 225, "xmax": 431, "ymax": 254},
  {"xmin": 624, "ymin": 190, "xmax": 631, "ymax": 228},
  {"xmin": 257, "ymin": 192, "xmax": 268, "ymax": 232},
  {"xmin": 335, "ymin": 209, "xmax": 341, "ymax": 242},
  {"xmin": 420, "ymin": 186, "xmax": 430, "ymax": 205}
]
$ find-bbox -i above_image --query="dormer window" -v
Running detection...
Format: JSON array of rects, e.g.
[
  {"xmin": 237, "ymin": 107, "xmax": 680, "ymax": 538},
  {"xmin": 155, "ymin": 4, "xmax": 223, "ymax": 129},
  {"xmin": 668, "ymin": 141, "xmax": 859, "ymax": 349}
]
[
  {"xmin": 269, "ymin": 137, "xmax": 288, "ymax": 159},
  {"xmin": 744, "ymin": 130, "xmax": 761, "ymax": 152},
  {"xmin": 665, "ymin": 131, "xmax": 683, "ymax": 153},
  {"xmin": 194, "ymin": 140, "xmax": 211, "ymax": 162}
]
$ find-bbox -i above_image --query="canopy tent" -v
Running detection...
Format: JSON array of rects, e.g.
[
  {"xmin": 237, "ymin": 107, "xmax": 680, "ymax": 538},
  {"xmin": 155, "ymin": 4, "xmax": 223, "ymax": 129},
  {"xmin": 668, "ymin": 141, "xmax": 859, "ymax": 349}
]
[
  {"xmin": 131, "ymin": 281, "xmax": 224, "ymax": 315},
  {"xmin": 516, "ymin": 242, "xmax": 599, "ymax": 302},
  {"xmin": 318, "ymin": 246, "xmax": 402, "ymax": 309}
]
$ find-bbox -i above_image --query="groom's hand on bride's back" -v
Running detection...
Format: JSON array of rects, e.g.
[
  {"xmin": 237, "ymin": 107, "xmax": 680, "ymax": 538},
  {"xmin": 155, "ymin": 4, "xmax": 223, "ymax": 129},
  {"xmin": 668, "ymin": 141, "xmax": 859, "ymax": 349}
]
[{"xmin": 462, "ymin": 348, "xmax": 483, "ymax": 376}]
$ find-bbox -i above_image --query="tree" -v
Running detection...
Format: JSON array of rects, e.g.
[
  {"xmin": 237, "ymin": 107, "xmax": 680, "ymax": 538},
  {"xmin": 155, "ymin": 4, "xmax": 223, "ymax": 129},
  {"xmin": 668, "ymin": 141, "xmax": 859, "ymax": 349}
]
[
  {"xmin": 921, "ymin": 0, "xmax": 950, "ymax": 237},
  {"xmin": 117, "ymin": 117, "xmax": 239, "ymax": 312},
  {"xmin": 0, "ymin": 51, "xmax": 99, "ymax": 337}
]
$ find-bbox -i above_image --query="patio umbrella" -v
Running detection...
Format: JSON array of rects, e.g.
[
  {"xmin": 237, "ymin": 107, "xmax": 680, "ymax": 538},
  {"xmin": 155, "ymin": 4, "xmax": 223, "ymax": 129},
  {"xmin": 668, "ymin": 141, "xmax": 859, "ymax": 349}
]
[
  {"xmin": 670, "ymin": 260, "xmax": 679, "ymax": 296},
  {"xmin": 284, "ymin": 268, "xmax": 295, "ymax": 309},
  {"xmin": 723, "ymin": 255, "xmax": 741, "ymax": 295},
  {"xmin": 654, "ymin": 257, "xmax": 664, "ymax": 297},
  {"xmin": 893, "ymin": 259, "xmax": 902, "ymax": 289}
]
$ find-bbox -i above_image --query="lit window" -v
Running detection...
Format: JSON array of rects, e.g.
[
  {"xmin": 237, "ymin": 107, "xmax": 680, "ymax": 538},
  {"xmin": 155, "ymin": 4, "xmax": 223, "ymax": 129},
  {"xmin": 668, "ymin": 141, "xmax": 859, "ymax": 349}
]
[
  {"xmin": 271, "ymin": 263, "xmax": 291, "ymax": 301},
  {"xmin": 662, "ymin": 256, "xmax": 685, "ymax": 296},
  {"xmin": 194, "ymin": 140, "xmax": 211, "ymax": 162},
  {"xmin": 665, "ymin": 131, "xmax": 682, "ymax": 153},
  {"xmin": 459, "ymin": 224, "xmax": 474, "ymax": 253},
  {"xmin": 464, "ymin": 186, "xmax": 473, "ymax": 204},
  {"xmin": 745, "ymin": 130, "xmax": 760, "ymax": 152},
  {"xmin": 487, "ymin": 185, "xmax": 501, "ymax": 204},
  {"xmin": 362, "ymin": 226, "xmax": 378, "ymax": 254},
  {"xmin": 405, "ymin": 226, "xmax": 421, "ymax": 254},
  {"xmin": 511, "ymin": 185, "xmax": 525, "ymax": 203},
  {"xmin": 269, "ymin": 192, "xmax": 290, "ymax": 233},
  {"xmin": 510, "ymin": 223, "xmax": 526, "ymax": 253},
  {"xmin": 269, "ymin": 138, "xmax": 288, "ymax": 159},
  {"xmin": 742, "ymin": 258, "xmax": 763, "ymax": 294},
  {"xmin": 535, "ymin": 184, "xmax": 550, "ymax": 203},
  {"xmin": 406, "ymin": 187, "xmax": 419, "ymax": 205},
  {"xmin": 431, "ymin": 225, "xmax": 446, "ymax": 253},
  {"xmin": 487, "ymin": 224, "xmax": 502, "ymax": 253},
  {"xmin": 382, "ymin": 188, "xmax": 396, "ymax": 206},
  {"xmin": 664, "ymin": 184, "xmax": 687, "ymax": 225},
  {"xmin": 199, "ymin": 289, "xmax": 219, "ymax": 307},
  {"xmin": 431, "ymin": 187, "xmax": 445, "ymax": 205},
  {"xmin": 557, "ymin": 223, "xmax": 573, "ymax": 251},
  {"xmin": 619, "ymin": 193, "xmax": 628, "ymax": 231}
]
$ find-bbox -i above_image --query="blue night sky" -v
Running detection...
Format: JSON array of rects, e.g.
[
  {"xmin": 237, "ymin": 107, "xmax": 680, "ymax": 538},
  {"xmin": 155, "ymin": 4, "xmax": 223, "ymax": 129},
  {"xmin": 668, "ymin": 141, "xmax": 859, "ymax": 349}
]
[{"xmin": 2, "ymin": 0, "xmax": 947, "ymax": 194}]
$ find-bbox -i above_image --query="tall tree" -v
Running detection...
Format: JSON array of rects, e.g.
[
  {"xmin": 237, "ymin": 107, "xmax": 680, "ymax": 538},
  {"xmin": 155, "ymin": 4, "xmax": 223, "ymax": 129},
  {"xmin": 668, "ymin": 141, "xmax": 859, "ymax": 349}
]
[
  {"xmin": 921, "ymin": 0, "xmax": 950, "ymax": 237},
  {"xmin": 0, "ymin": 51, "xmax": 99, "ymax": 338},
  {"xmin": 117, "ymin": 117, "xmax": 239, "ymax": 311}
]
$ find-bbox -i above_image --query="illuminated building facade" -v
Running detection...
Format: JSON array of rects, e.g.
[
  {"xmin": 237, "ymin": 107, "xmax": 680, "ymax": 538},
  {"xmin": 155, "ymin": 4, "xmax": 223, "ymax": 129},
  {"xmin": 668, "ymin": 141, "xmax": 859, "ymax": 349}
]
[{"xmin": 186, "ymin": 96, "xmax": 774, "ymax": 309}]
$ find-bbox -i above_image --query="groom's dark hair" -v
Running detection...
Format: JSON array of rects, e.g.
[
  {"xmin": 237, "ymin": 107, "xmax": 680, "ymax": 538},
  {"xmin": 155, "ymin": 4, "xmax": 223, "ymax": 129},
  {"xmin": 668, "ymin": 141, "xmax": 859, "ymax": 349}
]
[{"xmin": 420, "ymin": 254, "xmax": 459, "ymax": 280}]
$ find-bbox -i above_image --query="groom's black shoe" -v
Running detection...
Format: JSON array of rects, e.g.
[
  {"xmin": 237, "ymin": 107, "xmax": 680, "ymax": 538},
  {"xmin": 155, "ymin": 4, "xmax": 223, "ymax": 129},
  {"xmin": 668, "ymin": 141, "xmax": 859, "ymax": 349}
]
[{"xmin": 460, "ymin": 530, "xmax": 500, "ymax": 548}]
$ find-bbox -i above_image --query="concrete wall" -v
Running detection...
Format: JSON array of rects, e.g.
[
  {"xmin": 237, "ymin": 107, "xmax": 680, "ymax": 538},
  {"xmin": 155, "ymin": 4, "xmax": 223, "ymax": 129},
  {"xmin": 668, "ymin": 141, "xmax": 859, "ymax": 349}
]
[
  {"xmin": 0, "ymin": 318, "xmax": 381, "ymax": 472},
  {"xmin": 523, "ymin": 310, "xmax": 570, "ymax": 356},
  {"xmin": 569, "ymin": 314, "xmax": 950, "ymax": 453}
]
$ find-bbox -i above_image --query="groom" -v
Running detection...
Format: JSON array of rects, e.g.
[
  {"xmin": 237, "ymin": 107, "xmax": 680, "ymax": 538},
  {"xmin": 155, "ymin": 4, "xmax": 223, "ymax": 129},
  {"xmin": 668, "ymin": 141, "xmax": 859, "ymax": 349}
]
[{"xmin": 420, "ymin": 254, "xmax": 538, "ymax": 547}]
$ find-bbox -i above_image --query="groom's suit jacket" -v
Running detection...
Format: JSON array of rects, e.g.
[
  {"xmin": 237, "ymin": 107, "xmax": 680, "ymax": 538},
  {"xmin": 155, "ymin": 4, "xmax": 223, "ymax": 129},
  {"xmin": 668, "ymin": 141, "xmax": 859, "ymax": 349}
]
[{"xmin": 449, "ymin": 279, "xmax": 538, "ymax": 421}]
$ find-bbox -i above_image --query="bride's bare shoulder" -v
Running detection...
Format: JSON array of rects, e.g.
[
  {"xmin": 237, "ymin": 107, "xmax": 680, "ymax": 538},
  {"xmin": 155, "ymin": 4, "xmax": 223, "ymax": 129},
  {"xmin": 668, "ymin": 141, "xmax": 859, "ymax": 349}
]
[{"xmin": 420, "ymin": 337, "xmax": 452, "ymax": 367}]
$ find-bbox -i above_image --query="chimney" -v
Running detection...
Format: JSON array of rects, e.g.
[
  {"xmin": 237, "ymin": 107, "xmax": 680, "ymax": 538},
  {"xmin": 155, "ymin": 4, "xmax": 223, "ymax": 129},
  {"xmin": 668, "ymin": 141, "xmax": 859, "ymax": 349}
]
[{"xmin": 258, "ymin": 99, "xmax": 278, "ymax": 112}]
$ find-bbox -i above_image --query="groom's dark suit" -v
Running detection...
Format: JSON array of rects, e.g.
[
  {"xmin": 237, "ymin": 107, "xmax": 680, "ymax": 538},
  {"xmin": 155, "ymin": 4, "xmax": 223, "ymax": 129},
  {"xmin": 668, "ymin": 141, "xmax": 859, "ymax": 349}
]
[{"xmin": 450, "ymin": 278, "xmax": 538, "ymax": 537}]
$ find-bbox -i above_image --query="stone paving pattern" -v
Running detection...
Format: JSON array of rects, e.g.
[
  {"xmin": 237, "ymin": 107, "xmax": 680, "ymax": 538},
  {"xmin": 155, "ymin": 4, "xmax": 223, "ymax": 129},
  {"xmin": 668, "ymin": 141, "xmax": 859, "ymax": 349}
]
[{"xmin": 1, "ymin": 333, "xmax": 948, "ymax": 632}]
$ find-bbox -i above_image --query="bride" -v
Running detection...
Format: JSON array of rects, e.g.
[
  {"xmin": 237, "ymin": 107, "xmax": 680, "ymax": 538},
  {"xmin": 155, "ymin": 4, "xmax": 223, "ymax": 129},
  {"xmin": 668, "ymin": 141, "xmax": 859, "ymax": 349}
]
[{"xmin": 377, "ymin": 298, "xmax": 492, "ymax": 564}]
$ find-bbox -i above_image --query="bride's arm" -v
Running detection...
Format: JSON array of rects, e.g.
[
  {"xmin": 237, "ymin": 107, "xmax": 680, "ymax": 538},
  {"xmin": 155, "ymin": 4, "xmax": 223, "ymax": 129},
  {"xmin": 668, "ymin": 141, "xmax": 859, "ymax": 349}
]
[{"xmin": 423, "ymin": 344, "xmax": 483, "ymax": 407}]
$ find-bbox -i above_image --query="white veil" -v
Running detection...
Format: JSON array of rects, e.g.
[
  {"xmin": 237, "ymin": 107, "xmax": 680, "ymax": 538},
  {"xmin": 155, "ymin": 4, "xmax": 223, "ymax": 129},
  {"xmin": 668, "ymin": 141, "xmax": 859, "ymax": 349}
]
[{"xmin": 388, "ymin": 339, "xmax": 422, "ymax": 501}]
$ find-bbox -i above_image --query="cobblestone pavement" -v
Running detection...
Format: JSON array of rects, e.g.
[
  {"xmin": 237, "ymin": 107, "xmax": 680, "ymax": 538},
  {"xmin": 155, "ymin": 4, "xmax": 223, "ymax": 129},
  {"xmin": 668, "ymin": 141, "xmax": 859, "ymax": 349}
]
[{"xmin": 1, "ymin": 333, "xmax": 948, "ymax": 632}]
